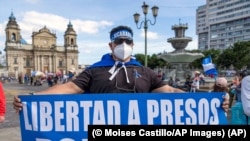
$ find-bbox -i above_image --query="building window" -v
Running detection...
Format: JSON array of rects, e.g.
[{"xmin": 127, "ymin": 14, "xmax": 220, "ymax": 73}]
[
  {"xmin": 13, "ymin": 58, "xmax": 18, "ymax": 64},
  {"xmin": 211, "ymin": 34, "xmax": 218, "ymax": 38},
  {"xmin": 44, "ymin": 57, "xmax": 49, "ymax": 65},
  {"xmin": 71, "ymin": 59, "xmax": 74, "ymax": 65},
  {"xmin": 26, "ymin": 58, "xmax": 30, "ymax": 67},
  {"xmin": 11, "ymin": 33, "xmax": 16, "ymax": 41},
  {"xmin": 59, "ymin": 60, "xmax": 63, "ymax": 67},
  {"xmin": 14, "ymin": 67, "xmax": 18, "ymax": 71}
]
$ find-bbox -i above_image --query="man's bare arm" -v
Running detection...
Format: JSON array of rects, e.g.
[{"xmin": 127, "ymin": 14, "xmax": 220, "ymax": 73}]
[
  {"xmin": 35, "ymin": 82, "xmax": 84, "ymax": 95},
  {"xmin": 152, "ymin": 85, "xmax": 185, "ymax": 93}
]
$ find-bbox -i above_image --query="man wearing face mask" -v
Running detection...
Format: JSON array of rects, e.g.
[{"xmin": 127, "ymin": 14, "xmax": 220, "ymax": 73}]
[{"xmin": 13, "ymin": 25, "xmax": 229, "ymax": 113}]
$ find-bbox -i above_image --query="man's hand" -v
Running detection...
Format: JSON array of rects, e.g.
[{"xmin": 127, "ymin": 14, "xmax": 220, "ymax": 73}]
[
  {"xmin": 0, "ymin": 116, "xmax": 5, "ymax": 123},
  {"xmin": 222, "ymin": 95, "xmax": 229, "ymax": 112},
  {"xmin": 13, "ymin": 96, "xmax": 22, "ymax": 113}
]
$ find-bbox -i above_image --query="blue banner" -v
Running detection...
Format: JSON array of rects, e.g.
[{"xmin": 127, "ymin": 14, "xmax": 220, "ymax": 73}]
[{"xmin": 18, "ymin": 92, "xmax": 228, "ymax": 141}]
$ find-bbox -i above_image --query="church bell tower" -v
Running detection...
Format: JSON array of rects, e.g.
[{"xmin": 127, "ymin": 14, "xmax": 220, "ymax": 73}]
[
  {"xmin": 64, "ymin": 21, "xmax": 77, "ymax": 47},
  {"xmin": 5, "ymin": 12, "xmax": 21, "ymax": 43}
]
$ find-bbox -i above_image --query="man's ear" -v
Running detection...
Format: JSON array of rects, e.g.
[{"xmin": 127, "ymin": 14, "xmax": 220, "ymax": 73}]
[
  {"xmin": 108, "ymin": 42, "xmax": 112, "ymax": 47},
  {"xmin": 109, "ymin": 42, "xmax": 114, "ymax": 50}
]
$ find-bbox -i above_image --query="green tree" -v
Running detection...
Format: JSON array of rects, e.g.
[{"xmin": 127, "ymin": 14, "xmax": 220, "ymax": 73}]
[
  {"xmin": 135, "ymin": 40, "xmax": 250, "ymax": 70},
  {"xmin": 217, "ymin": 41, "xmax": 250, "ymax": 70},
  {"xmin": 134, "ymin": 53, "xmax": 145, "ymax": 65},
  {"xmin": 148, "ymin": 54, "xmax": 167, "ymax": 69},
  {"xmin": 134, "ymin": 53, "xmax": 168, "ymax": 69}
]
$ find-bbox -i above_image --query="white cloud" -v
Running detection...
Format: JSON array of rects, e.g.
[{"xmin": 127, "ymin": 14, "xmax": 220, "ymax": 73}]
[
  {"xmin": 14, "ymin": 11, "xmax": 113, "ymax": 44},
  {"xmin": 140, "ymin": 31, "xmax": 159, "ymax": 39},
  {"xmin": 0, "ymin": 23, "xmax": 5, "ymax": 36},
  {"xmin": 22, "ymin": 11, "xmax": 67, "ymax": 31},
  {"xmin": 139, "ymin": 29, "xmax": 159, "ymax": 39},
  {"xmin": 74, "ymin": 20, "xmax": 113, "ymax": 34}
]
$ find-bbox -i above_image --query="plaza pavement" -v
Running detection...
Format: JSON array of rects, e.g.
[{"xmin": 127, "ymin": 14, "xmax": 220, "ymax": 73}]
[{"xmin": 0, "ymin": 81, "xmax": 50, "ymax": 141}]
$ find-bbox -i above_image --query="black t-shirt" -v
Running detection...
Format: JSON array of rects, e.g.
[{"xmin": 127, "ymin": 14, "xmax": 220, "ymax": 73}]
[{"xmin": 72, "ymin": 65, "xmax": 167, "ymax": 93}]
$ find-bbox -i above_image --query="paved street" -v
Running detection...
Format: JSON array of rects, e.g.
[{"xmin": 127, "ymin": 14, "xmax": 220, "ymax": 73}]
[{"xmin": 0, "ymin": 81, "xmax": 51, "ymax": 141}]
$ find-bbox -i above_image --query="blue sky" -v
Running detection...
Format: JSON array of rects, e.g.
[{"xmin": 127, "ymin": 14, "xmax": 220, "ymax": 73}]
[{"xmin": 0, "ymin": 0, "xmax": 206, "ymax": 65}]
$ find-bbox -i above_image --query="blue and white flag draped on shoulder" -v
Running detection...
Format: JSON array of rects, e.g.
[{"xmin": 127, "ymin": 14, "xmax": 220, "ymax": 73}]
[
  {"xmin": 86, "ymin": 53, "xmax": 142, "ymax": 69},
  {"xmin": 202, "ymin": 56, "xmax": 218, "ymax": 75}
]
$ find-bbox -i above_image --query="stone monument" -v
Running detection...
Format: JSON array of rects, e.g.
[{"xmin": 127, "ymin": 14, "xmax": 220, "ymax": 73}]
[{"xmin": 158, "ymin": 22, "xmax": 204, "ymax": 80}]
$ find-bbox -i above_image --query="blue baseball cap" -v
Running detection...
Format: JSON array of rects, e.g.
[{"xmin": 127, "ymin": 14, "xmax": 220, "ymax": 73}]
[{"xmin": 110, "ymin": 25, "xmax": 133, "ymax": 41}]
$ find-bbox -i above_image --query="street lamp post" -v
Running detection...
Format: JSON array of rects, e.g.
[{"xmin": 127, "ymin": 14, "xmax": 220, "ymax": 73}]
[{"xmin": 133, "ymin": 1, "xmax": 159, "ymax": 67}]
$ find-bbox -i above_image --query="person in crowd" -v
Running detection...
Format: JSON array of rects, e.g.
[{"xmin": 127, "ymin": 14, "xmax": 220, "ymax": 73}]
[
  {"xmin": 53, "ymin": 74, "xmax": 59, "ymax": 85},
  {"xmin": 168, "ymin": 77, "xmax": 174, "ymax": 87},
  {"xmin": 30, "ymin": 76, "xmax": 34, "ymax": 86},
  {"xmin": 18, "ymin": 74, "xmax": 22, "ymax": 84},
  {"xmin": 228, "ymin": 75, "xmax": 240, "ymax": 108},
  {"xmin": 67, "ymin": 67, "xmax": 76, "ymax": 82},
  {"xmin": 183, "ymin": 74, "xmax": 192, "ymax": 92},
  {"xmin": 234, "ymin": 70, "xmax": 249, "ymax": 101},
  {"xmin": 211, "ymin": 77, "xmax": 230, "ymax": 119},
  {"xmin": 62, "ymin": 68, "xmax": 76, "ymax": 83},
  {"xmin": 230, "ymin": 70, "xmax": 250, "ymax": 124},
  {"xmin": 0, "ymin": 82, "xmax": 6, "ymax": 123},
  {"xmin": 62, "ymin": 73, "xmax": 68, "ymax": 84},
  {"xmin": 24, "ymin": 73, "xmax": 29, "ymax": 85},
  {"xmin": 174, "ymin": 78, "xmax": 181, "ymax": 88},
  {"xmin": 13, "ymin": 25, "xmax": 229, "ymax": 113},
  {"xmin": 241, "ymin": 75, "xmax": 250, "ymax": 116},
  {"xmin": 47, "ymin": 75, "xmax": 53, "ymax": 87},
  {"xmin": 157, "ymin": 70, "xmax": 163, "ymax": 80},
  {"xmin": 212, "ymin": 77, "xmax": 230, "ymax": 98},
  {"xmin": 161, "ymin": 73, "xmax": 166, "ymax": 80},
  {"xmin": 233, "ymin": 70, "xmax": 249, "ymax": 113},
  {"xmin": 199, "ymin": 73, "xmax": 205, "ymax": 85},
  {"xmin": 190, "ymin": 71, "xmax": 200, "ymax": 92}
]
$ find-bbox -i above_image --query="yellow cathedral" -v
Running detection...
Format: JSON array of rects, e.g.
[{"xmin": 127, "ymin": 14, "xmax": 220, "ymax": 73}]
[{"xmin": 4, "ymin": 12, "xmax": 79, "ymax": 77}]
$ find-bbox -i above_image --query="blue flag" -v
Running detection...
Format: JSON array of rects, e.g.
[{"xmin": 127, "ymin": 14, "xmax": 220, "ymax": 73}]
[{"xmin": 202, "ymin": 56, "xmax": 218, "ymax": 75}]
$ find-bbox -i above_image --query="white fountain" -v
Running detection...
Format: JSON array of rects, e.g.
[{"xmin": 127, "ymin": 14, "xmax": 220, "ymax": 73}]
[{"xmin": 158, "ymin": 22, "xmax": 204, "ymax": 80}]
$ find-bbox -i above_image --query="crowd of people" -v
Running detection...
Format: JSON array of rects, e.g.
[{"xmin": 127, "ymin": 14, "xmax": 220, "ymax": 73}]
[
  {"xmin": 228, "ymin": 70, "xmax": 250, "ymax": 124},
  {"xmin": 163, "ymin": 70, "xmax": 206, "ymax": 92},
  {"xmin": 165, "ymin": 68, "xmax": 250, "ymax": 124},
  {"xmin": 0, "ymin": 67, "xmax": 77, "ymax": 124},
  {"xmin": 16, "ymin": 67, "xmax": 77, "ymax": 88}
]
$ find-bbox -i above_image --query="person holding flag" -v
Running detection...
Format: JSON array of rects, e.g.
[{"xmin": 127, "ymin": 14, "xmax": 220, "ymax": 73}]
[{"xmin": 202, "ymin": 55, "xmax": 218, "ymax": 79}]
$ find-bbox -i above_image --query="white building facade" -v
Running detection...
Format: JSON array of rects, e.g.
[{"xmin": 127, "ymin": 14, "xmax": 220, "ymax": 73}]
[
  {"xmin": 196, "ymin": 0, "xmax": 250, "ymax": 51},
  {"xmin": 4, "ymin": 12, "xmax": 79, "ymax": 77}
]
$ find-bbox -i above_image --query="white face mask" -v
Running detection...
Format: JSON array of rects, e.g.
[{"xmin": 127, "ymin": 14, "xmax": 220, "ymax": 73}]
[{"xmin": 114, "ymin": 43, "xmax": 133, "ymax": 60}]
